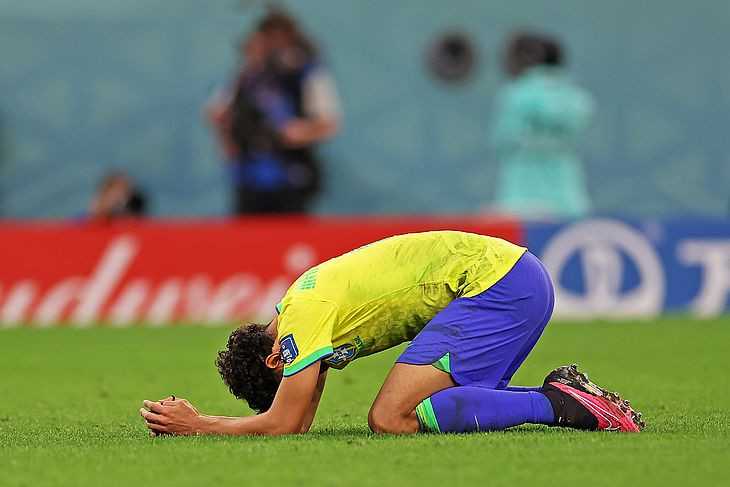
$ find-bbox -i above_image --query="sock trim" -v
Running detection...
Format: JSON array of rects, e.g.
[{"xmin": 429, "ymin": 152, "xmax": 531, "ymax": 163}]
[{"xmin": 415, "ymin": 397, "xmax": 441, "ymax": 433}]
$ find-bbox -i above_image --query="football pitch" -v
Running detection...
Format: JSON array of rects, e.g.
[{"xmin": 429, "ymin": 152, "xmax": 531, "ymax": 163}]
[{"xmin": 2, "ymin": 318, "xmax": 729, "ymax": 486}]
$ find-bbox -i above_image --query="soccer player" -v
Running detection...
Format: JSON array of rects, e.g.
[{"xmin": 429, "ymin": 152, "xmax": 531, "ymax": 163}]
[{"xmin": 140, "ymin": 231, "xmax": 644, "ymax": 435}]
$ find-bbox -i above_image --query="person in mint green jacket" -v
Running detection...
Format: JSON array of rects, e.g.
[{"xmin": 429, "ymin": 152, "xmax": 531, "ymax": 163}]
[{"xmin": 491, "ymin": 32, "xmax": 595, "ymax": 218}]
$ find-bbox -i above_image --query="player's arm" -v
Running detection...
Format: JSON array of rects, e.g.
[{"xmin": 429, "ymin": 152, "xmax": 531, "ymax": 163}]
[
  {"xmin": 300, "ymin": 367, "xmax": 328, "ymax": 433},
  {"xmin": 141, "ymin": 361, "xmax": 321, "ymax": 436}
]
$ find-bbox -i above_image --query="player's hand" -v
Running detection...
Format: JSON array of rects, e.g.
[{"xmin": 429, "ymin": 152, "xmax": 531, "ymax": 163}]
[
  {"xmin": 140, "ymin": 397, "xmax": 203, "ymax": 436},
  {"xmin": 144, "ymin": 396, "xmax": 175, "ymax": 437}
]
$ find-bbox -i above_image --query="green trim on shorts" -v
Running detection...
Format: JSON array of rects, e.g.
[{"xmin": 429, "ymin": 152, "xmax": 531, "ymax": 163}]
[
  {"xmin": 432, "ymin": 353, "xmax": 451, "ymax": 374},
  {"xmin": 415, "ymin": 397, "xmax": 441, "ymax": 433}
]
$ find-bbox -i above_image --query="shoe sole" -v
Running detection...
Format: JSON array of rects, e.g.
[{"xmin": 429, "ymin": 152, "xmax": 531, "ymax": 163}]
[{"xmin": 551, "ymin": 364, "xmax": 646, "ymax": 431}]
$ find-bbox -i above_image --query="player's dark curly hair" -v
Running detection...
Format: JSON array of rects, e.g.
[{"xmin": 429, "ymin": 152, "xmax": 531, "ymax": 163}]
[{"xmin": 215, "ymin": 323, "xmax": 279, "ymax": 414}]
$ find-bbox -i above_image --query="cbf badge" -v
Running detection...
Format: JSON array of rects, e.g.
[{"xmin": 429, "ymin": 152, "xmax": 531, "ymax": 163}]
[
  {"xmin": 279, "ymin": 334, "xmax": 299, "ymax": 365},
  {"xmin": 325, "ymin": 343, "xmax": 357, "ymax": 365}
]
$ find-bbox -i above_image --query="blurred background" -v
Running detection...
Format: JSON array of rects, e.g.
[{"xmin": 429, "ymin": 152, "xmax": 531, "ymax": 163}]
[
  {"xmin": 1, "ymin": 0, "xmax": 727, "ymax": 218},
  {"xmin": 0, "ymin": 0, "xmax": 728, "ymax": 324},
  {"xmin": 1, "ymin": 5, "xmax": 728, "ymax": 482}
]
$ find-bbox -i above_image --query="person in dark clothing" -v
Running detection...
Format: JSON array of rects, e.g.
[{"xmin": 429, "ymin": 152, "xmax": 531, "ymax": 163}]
[
  {"xmin": 206, "ymin": 11, "xmax": 341, "ymax": 215},
  {"xmin": 87, "ymin": 171, "xmax": 147, "ymax": 221}
]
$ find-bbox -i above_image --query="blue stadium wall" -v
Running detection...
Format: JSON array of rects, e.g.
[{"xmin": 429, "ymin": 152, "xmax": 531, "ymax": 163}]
[{"xmin": 0, "ymin": 0, "xmax": 728, "ymax": 218}]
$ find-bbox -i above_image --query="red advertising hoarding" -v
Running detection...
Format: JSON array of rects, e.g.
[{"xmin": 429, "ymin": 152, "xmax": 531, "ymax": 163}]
[{"xmin": 0, "ymin": 217, "xmax": 523, "ymax": 326}]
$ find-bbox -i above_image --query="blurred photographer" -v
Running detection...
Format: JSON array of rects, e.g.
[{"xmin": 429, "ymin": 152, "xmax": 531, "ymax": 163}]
[{"xmin": 206, "ymin": 10, "xmax": 341, "ymax": 214}]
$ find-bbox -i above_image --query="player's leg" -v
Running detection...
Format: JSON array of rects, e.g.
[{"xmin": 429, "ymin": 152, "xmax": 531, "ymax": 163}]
[
  {"xmin": 494, "ymin": 280, "xmax": 555, "ymax": 392},
  {"xmin": 417, "ymin": 385, "xmax": 554, "ymax": 432},
  {"xmin": 368, "ymin": 362, "xmax": 554, "ymax": 434},
  {"xmin": 368, "ymin": 359, "xmax": 555, "ymax": 435},
  {"xmin": 413, "ymin": 251, "xmax": 557, "ymax": 432},
  {"xmin": 370, "ymin": 251, "xmax": 555, "ymax": 434},
  {"xmin": 370, "ymin": 251, "xmax": 643, "ymax": 434},
  {"xmin": 368, "ymin": 363, "xmax": 454, "ymax": 434},
  {"xmin": 413, "ymin": 252, "xmax": 643, "ymax": 433},
  {"xmin": 494, "ymin": 250, "xmax": 556, "ymax": 392},
  {"xmin": 419, "ymin": 363, "xmax": 647, "ymax": 433}
]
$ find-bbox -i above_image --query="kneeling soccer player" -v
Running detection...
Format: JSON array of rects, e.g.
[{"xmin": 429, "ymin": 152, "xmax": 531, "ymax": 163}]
[{"xmin": 140, "ymin": 230, "xmax": 644, "ymax": 435}]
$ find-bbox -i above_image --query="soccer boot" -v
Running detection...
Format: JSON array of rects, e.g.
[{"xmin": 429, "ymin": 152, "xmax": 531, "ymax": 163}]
[{"xmin": 540, "ymin": 363, "xmax": 645, "ymax": 432}]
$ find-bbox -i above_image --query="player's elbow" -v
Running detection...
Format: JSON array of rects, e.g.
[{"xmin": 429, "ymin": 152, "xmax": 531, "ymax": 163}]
[
  {"xmin": 252, "ymin": 410, "xmax": 304, "ymax": 436},
  {"xmin": 268, "ymin": 415, "xmax": 306, "ymax": 436},
  {"xmin": 268, "ymin": 417, "xmax": 304, "ymax": 436}
]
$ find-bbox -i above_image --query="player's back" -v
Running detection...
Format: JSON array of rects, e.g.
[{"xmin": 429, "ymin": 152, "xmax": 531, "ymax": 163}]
[
  {"xmin": 313, "ymin": 230, "xmax": 521, "ymax": 302},
  {"xmin": 277, "ymin": 231, "xmax": 525, "ymax": 370}
]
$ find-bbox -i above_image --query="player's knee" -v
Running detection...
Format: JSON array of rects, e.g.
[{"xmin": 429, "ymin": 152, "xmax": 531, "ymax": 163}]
[
  {"xmin": 368, "ymin": 404, "xmax": 414, "ymax": 434},
  {"xmin": 367, "ymin": 407, "xmax": 392, "ymax": 434}
]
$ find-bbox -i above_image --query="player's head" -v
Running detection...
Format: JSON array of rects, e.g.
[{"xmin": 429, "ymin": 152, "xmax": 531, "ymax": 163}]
[
  {"xmin": 503, "ymin": 31, "xmax": 563, "ymax": 77},
  {"xmin": 215, "ymin": 323, "xmax": 282, "ymax": 413}
]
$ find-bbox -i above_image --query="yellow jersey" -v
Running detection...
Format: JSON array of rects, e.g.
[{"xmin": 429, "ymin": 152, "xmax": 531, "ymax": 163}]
[{"xmin": 276, "ymin": 231, "xmax": 526, "ymax": 376}]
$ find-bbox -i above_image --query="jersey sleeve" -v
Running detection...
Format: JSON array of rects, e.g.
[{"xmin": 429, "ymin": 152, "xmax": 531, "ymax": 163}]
[{"xmin": 277, "ymin": 297, "xmax": 338, "ymax": 376}]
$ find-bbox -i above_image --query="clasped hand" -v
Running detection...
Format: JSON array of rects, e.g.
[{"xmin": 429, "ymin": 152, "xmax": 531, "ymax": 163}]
[{"xmin": 139, "ymin": 396, "xmax": 203, "ymax": 436}]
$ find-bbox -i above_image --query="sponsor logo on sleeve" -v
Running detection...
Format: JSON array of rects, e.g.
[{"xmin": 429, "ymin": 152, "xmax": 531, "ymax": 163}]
[{"xmin": 279, "ymin": 334, "xmax": 299, "ymax": 365}]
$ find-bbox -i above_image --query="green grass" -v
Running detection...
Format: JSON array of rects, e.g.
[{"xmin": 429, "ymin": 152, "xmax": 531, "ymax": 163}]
[{"xmin": 1, "ymin": 318, "xmax": 729, "ymax": 486}]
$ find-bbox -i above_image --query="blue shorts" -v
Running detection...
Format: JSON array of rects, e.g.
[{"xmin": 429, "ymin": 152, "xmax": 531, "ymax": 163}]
[{"xmin": 396, "ymin": 251, "xmax": 554, "ymax": 389}]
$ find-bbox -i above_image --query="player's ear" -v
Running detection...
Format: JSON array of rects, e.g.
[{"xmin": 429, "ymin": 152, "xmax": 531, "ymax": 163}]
[{"xmin": 264, "ymin": 352, "xmax": 281, "ymax": 370}]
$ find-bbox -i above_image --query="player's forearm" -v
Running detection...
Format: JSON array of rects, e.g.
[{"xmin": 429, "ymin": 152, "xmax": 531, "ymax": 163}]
[
  {"xmin": 197, "ymin": 412, "xmax": 301, "ymax": 436},
  {"xmin": 300, "ymin": 399, "xmax": 319, "ymax": 433},
  {"xmin": 300, "ymin": 370, "xmax": 328, "ymax": 432},
  {"xmin": 191, "ymin": 359, "xmax": 321, "ymax": 436}
]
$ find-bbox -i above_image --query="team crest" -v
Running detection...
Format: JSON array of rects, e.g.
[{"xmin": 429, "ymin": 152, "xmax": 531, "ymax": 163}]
[
  {"xmin": 325, "ymin": 343, "xmax": 357, "ymax": 365},
  {"xmin": 279, "ymin": 334, "xmax": 299, "ymax": 365}
]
